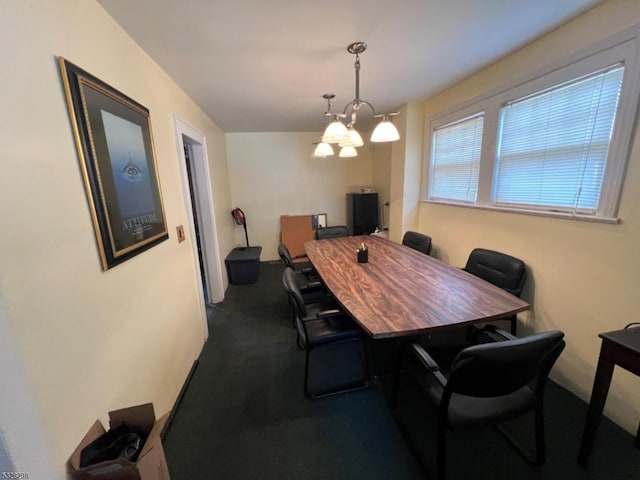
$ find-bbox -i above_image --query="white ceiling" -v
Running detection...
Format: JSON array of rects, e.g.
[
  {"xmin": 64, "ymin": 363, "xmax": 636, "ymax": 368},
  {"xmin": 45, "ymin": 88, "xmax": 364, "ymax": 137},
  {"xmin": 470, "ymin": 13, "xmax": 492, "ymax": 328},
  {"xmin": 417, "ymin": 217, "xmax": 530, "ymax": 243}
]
[{"xmin": 97, "ymin": 0, "xmax": 604, "ymax": 133}]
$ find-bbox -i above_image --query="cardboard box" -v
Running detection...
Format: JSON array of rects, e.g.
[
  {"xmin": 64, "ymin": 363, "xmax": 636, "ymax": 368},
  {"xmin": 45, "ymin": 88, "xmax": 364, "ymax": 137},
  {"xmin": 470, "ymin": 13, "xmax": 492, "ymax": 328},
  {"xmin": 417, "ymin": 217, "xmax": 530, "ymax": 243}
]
[{"xmin": 68, "ymin": 403, "xmax": 170, "ymax": 480}]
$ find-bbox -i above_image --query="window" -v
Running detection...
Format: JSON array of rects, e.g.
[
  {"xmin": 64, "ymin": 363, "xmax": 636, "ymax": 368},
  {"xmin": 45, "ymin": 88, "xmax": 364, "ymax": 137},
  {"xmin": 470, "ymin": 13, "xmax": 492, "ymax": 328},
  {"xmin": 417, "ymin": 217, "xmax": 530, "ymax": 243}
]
[
  {"xmin": 424, "ymin": 28, "xmax": 640, "ymax": 222},
  {"xmin": 494, "ymin": 66, "xmax": 623, "ymax": 213},
  {"xmin": 430, "ymin": 114, "xmax": 484, "ymax": 203}
]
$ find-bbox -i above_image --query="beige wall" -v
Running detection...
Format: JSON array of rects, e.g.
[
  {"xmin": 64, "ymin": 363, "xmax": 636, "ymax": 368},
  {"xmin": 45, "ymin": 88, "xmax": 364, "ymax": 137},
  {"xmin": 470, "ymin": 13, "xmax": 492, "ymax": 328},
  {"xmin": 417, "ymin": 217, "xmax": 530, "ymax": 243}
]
[
  {"xmin": 413, "ymin": 0, "xmax": 640, "ymax": 433},
  {"xmin": 226, "ymin": 132, "xmax": 378, "ymax": 260},
  {"xmin": 0, "ymin": 1, "xmax": 234, "ymax": 477},
  {"xmin": 388, "ymin": 103, "xmax": 425, "ymax": 243},
  {"xmin": 371, "ymin": 142, "xmax": 392, "ymax": 229}
]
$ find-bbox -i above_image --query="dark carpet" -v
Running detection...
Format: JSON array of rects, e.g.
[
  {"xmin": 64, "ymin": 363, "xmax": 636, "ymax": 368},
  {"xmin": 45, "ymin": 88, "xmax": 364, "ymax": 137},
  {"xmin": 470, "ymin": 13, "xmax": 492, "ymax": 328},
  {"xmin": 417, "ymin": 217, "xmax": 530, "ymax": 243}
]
[{"xmin": 163, "ymin": 262, "xmax": 640, "ymax": 479}]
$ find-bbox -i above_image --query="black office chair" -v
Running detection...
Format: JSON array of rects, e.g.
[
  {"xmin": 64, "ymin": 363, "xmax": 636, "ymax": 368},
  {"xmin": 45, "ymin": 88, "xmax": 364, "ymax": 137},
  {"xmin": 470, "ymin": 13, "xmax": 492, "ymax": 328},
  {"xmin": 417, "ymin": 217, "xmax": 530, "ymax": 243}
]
[
  {"xmin": 277, "ymin": 242, "xmax": 321, "ymax": 283},
  {"xmin": 283, "ymin": 267, "xmax": 369, "ymax": 398},
  {"xmin": 281, "ymin": 266, "xmax": 331, "ymax": 326},
  {"xmin": 316, "ymin": 225, "xmax": 350, "ymax": 239},
  {"xmin": 278, "ymin": 243, "xmax": 314, "ymax": 274},
  {"xmin": 392, "ymin": 327, "xmax": 565, "ymax": 480},
  {"xmin": 402, "ymin": 231, "xmax": 432, "ymax": 255},
  {"xmin": 464, "ymin": 248, "xmax": 527, "ymax": 334}
]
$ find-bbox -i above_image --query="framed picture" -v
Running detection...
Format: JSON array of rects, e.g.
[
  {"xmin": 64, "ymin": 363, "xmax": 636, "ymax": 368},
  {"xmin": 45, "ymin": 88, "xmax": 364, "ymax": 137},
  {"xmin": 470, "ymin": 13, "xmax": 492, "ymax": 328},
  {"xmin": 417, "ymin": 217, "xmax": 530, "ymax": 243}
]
[{"xmin": 59, "ymin": 57, "xmax": 168, "ymax": 270}]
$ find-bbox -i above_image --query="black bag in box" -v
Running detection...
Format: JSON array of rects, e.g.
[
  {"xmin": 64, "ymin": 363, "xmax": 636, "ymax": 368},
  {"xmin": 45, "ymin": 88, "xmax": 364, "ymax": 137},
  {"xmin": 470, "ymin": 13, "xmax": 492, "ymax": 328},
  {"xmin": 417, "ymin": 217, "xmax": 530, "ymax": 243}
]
[{"xmin": 79, "ymin": 423, "xmax": 146, "ymax": 467}]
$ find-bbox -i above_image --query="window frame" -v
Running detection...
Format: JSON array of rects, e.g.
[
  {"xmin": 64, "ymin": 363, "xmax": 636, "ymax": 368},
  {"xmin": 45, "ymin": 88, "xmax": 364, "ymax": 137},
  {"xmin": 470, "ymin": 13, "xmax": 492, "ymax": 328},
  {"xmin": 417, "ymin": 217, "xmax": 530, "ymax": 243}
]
[{"xmin": 422, "ymin": 25, "xmax": 640, "ymax": 223}]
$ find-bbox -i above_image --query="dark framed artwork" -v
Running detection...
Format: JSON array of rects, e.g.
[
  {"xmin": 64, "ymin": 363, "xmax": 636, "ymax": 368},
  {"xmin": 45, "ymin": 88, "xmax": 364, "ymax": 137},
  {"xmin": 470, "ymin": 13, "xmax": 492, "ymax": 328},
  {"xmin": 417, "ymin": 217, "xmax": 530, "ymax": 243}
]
[{"xmin": 59, "ymin": 57, "xmax": 168, "ymax": 270}]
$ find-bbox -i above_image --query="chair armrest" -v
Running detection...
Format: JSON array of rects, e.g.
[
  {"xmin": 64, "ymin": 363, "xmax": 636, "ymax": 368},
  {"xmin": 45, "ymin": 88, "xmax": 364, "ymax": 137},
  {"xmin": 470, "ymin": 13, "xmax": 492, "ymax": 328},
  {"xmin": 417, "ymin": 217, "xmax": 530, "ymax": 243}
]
[
  {"xmin": 293, "ymin": 253, "xmax": 309, "ymax": 259},
  {"xmin": 300, "ymin": 281, "xmax": 323, "ymax": 292},
  {"xmin": 476, "ymin": 324, "xmax": 517, "ymax": 342},
  {"xmin": 300, "ymin": 267, "xmax": 315, "ymax": 274},
  {"xmin": 410, "ymin": 343, "xmax": 439, "ymax": 370},
  {"xmin": 410, "ymin": 343, "xmax": 447, "ymax": 387},
  {"xmin": 316, "ymin": 309, "xmax": 343, "ymax": 319}
]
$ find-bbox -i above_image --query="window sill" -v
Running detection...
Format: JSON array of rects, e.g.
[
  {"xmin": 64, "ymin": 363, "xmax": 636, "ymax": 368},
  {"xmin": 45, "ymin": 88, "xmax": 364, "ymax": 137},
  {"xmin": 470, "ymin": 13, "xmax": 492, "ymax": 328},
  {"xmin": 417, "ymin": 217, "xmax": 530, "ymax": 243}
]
[{"xmin": 422, "ymin": 199, "xmax": 621, "ymax": 225}]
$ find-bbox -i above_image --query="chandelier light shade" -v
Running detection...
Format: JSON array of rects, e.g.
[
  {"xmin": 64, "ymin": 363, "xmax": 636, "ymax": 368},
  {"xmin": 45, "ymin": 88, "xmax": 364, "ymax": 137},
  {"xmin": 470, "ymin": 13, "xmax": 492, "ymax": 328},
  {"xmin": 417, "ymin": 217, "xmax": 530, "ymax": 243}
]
[
  {"xmin": 313, "ymin": 141, "xmax": 334, "ymax": 157},
  {"xmin": 371, "ymin": 116, "xmax": 400, "ymax": 142},
  {"xmin": 339, "ymin": 127, "xmax": 364, "ymax": 147},
  {"xmin": 339, "ymin": 145, "xmax": 358, "ymax": 158},
  {"xmin": 322, "ymin": 116, "xmax": 349, "ymax": 144}
]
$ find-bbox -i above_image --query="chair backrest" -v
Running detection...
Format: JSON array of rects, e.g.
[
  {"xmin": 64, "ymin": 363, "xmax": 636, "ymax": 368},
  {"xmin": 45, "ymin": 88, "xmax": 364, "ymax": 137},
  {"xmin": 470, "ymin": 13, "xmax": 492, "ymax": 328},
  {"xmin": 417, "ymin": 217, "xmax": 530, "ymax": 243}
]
[
  {"xmin": 402, "ymin": 231, "xmax": 432, "ymax": 255},
  {"xmin": 278, "ymin": 243, "xmax": 295, "ymax": 269},
  {"xmin": 282, "ymin": 267, "xmax": 307, "ymax": 318},
  {"xmin": 447, "ymin": 330, "xmax": 565, "ymax": 398},
  {"xmin": 464, "ymin": 248, "xmax": 526, "ymax": 297},
  {"xmin": 316, "ymin": 225, "xmax": 350, "ymax": 240}
]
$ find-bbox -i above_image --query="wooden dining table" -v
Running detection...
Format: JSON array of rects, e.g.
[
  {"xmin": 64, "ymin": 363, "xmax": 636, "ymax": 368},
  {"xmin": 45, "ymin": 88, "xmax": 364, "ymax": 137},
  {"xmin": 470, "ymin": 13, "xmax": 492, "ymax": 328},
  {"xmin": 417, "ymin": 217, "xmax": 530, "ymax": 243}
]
[{"xmin": 304, "ymin": 235, "xmax": 529, "ymax": 339}]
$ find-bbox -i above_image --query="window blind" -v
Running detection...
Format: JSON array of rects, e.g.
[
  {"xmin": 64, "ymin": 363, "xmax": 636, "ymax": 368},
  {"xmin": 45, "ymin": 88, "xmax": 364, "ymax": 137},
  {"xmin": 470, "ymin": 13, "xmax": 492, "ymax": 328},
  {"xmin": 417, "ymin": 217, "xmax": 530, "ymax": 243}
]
[
  {"xmin": 494, "ymin": 65, "xmax": 624, "ymax": 213},
  {"xmin": 430, "ymin": 114, "xmax": 484, "ymax": 203}
]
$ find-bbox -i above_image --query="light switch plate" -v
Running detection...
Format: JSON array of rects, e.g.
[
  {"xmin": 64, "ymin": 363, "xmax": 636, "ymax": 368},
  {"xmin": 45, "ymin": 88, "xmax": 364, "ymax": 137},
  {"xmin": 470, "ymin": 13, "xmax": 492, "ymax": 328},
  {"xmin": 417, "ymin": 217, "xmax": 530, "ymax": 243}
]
[{"xmin": 176, "ymin": 225, "xmax": 185, "ymax": 243}]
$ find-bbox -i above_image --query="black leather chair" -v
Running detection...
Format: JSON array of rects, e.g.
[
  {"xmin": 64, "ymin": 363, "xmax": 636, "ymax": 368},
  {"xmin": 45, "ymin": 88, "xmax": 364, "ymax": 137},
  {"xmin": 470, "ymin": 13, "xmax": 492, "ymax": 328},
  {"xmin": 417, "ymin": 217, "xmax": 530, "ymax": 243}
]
[
  {"xmin": 278, "ymin": 241, "xmax": 323, "ymax": 285},
  {"xmin": 283, "ymin": 267, "xmax": 369, "ymax": 398},
  {"xmin": 402, "ymin": 231, "xmax": 432, "ymax": 255},
  {"xmin": 277, "ymin": 243, "xmax": 314, "ymax": 275},
  {"xmin": 278, "ymin": 242, "xmax": 323, "ymax": 287},
  {"xmin": 316, "ymin": 225, "xmax": 350, "ymax": 239},
  {"xmin": 464, "ymin": 248, "xmax": 527, "ymax": 334},
  {"xmin": 281, "ymin": 266, "xmax": 330, "ymax": 326},
  {"xmin": 392, "ymin": 327, "xmax": 565, "ymax": 480}
]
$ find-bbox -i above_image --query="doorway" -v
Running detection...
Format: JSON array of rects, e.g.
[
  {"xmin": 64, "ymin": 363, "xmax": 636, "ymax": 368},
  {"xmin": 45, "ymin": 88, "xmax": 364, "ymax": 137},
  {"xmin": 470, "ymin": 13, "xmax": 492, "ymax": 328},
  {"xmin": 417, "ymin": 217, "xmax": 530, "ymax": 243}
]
[
  {"xmin": 174, "ymin": 116, "xmax": 224, "ymax": 339},
  {"xmin": 183, "ymin": 143, "xmax": 210, "ymax": 303}
]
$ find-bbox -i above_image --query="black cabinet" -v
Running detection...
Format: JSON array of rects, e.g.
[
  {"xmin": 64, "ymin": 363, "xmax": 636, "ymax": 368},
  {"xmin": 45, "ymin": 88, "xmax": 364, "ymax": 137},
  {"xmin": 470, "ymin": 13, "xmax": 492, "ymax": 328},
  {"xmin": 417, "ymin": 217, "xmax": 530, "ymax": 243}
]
[{"xmin": 346, "ymin": 193, "xmax": 378, "ymax": 235}]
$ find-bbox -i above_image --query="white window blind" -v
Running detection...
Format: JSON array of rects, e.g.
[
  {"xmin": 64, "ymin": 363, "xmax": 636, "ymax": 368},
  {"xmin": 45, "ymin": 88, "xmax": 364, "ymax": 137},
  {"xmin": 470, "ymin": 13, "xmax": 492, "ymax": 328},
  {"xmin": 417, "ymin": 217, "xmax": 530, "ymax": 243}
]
[
  {"xmin": 494, "ymin": 65, "xmax": 624, "ymax": 213},
  {"xmin": 430, "ymin": 114, "xmax": 484, "ymax": 203}
]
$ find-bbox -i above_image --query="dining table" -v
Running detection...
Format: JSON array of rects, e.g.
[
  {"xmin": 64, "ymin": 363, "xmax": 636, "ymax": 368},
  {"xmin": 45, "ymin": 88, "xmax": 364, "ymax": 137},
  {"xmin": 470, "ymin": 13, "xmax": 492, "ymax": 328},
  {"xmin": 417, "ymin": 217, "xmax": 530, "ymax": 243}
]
[{"xmin": 304, "ymin": 234, "xmax": 530, "ymax": 339}]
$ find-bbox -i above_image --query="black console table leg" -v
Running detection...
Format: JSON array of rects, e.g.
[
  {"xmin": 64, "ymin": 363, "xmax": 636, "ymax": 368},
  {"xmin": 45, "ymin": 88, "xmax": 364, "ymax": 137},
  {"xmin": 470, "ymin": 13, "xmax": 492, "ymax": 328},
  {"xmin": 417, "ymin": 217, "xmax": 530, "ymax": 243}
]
[{"xmin": 578, "ymin": 356, "xmax": 615, "ymax": 467}]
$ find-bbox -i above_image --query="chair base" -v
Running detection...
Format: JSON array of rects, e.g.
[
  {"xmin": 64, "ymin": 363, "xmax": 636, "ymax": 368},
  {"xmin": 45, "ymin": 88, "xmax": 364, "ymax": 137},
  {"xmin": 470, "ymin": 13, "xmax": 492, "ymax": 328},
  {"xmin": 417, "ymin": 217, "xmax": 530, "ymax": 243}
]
[
  {"xmin": 391, "ymin": 408, "xmax": 433, "ymax": 479},
  {"xmin": 306, "ymin": 378, "xmax": 370, "ymax": 399},
  {"xmin": 495, "ymin": 408, "xmax": 545, "ymax": 466},
  {"xmin": 304, "ymin": 337, "xmax": 370, "ymax": 399},
  {"xmin": 391, "ymin": 368, "xmax": 545, "ymax": 480}
]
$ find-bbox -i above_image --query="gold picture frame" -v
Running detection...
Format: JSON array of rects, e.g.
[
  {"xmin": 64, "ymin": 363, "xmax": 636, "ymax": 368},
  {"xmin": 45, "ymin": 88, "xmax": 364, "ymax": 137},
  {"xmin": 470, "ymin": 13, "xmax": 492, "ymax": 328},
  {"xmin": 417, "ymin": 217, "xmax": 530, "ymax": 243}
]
[{"xmin": 59, "ymin": 57, "xmax": 168, "ymax": 270}]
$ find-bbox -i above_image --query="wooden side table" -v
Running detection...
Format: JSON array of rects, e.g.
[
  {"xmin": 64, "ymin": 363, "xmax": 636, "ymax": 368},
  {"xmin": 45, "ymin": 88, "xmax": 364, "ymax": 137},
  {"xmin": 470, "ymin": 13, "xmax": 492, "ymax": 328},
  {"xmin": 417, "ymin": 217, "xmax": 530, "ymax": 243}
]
[{"xmin": 578, "ymin": 327, "xmax": 640, "ymax": 467}]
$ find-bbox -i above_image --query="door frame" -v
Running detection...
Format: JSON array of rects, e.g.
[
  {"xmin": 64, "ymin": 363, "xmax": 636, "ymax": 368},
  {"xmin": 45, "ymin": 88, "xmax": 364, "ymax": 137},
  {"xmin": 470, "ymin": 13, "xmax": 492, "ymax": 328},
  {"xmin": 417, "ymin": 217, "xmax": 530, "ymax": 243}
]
[{"xmin": 173, "ymin": 115, "xmax": 224, "ymax": 338}]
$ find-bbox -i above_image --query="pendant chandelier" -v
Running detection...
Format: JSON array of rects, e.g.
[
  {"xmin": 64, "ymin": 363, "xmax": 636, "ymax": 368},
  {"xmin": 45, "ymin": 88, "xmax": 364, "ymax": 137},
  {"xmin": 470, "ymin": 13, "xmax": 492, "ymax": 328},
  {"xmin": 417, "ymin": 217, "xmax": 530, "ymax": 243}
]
[{"xmin": 320, "ymin": 42, "xmax": 400, "ymax": 157}]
